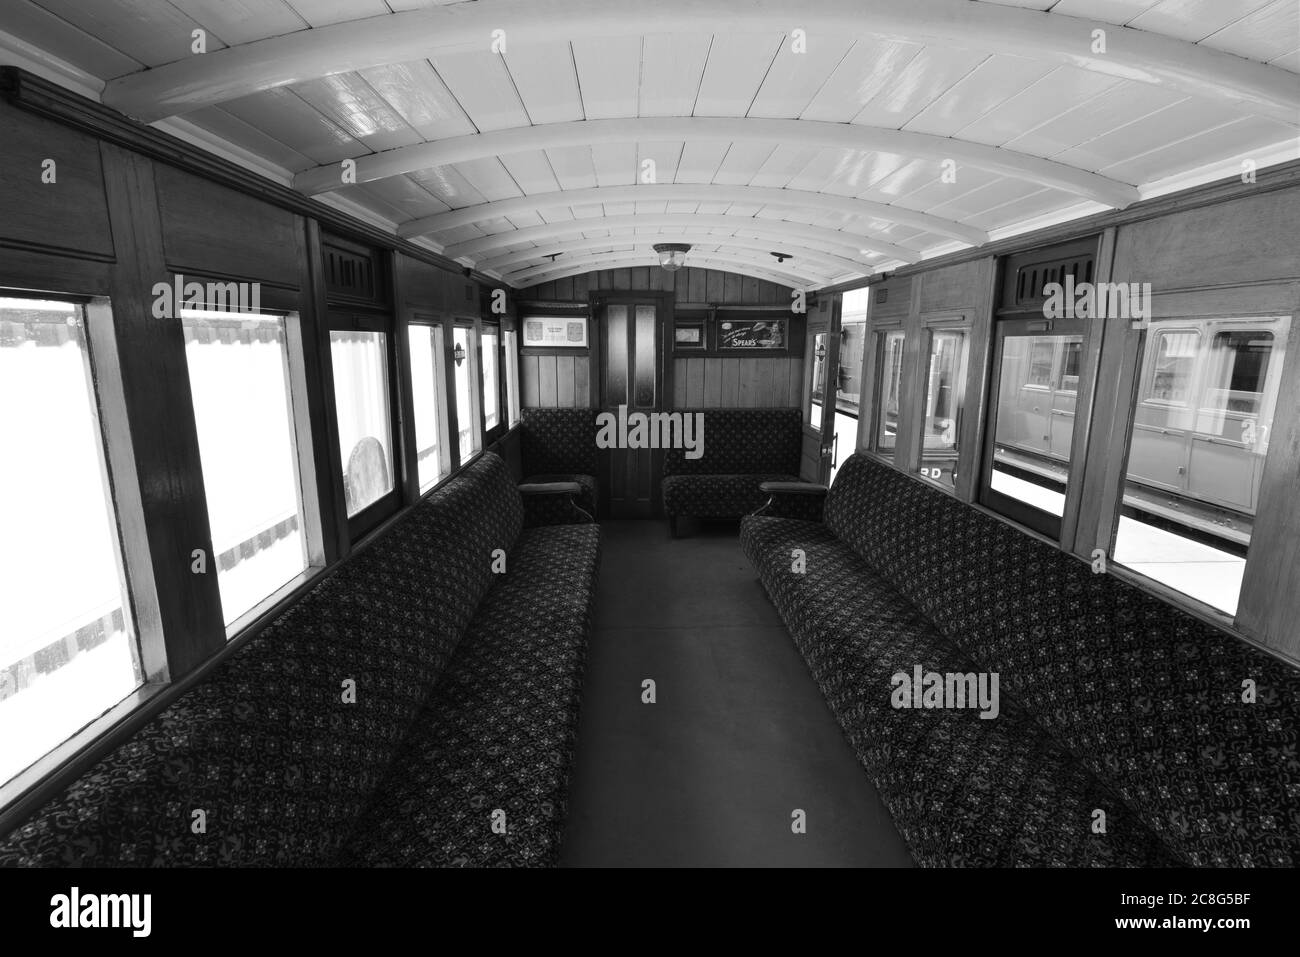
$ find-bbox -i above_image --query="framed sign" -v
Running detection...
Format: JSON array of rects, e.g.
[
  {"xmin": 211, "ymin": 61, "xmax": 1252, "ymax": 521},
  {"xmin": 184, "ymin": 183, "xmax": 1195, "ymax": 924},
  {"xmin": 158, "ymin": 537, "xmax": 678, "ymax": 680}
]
[
  {"xmin": 522, "ymin": 315, "xmax": 588, "ymax": 348},
  {"xmin": 673, "ymin": 318, "xmax": 706, "ymax": 351},
  {"xmin": 718, "ymin": 318, "xmax": 787, "ymax": 351}
]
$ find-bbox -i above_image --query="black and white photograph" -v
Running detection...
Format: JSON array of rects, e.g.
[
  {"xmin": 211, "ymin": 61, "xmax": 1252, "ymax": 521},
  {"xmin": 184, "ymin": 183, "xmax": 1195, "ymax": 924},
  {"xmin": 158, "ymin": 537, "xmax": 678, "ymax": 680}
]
[{"xmin": 0, "ymin": 0, "xmax": 1296, "ymax": 938}]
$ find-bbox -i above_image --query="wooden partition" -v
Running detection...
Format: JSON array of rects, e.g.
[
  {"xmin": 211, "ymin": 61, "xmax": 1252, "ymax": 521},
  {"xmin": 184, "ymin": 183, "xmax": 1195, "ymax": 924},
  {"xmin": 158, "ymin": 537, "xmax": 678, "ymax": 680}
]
[{"xmin": 517, "ymin": 265, "xmax": 798, "ymax": 410}]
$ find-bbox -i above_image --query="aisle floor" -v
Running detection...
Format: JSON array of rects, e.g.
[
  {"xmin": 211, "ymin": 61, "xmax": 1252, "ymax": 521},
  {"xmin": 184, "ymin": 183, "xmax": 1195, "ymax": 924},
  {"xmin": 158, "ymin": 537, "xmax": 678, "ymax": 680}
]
[{"xmin": 558, "ymin": 519, "xmax": 914, "ymax": 867}]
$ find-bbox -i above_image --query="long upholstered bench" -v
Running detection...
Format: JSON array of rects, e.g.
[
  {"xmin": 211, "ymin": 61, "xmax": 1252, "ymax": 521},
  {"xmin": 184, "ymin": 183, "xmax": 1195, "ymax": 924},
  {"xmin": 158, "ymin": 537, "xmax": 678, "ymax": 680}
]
[
  {"xmin": 0, "ymin": 452, "xmax": 599, "ymax": 867},
  {"xmin": 741, "ymin": 452, "xmax": 1300, "ymax": 867},
  {"xmin": 662, "ymin": 408, "xmax": 803, "ymax": 536}
]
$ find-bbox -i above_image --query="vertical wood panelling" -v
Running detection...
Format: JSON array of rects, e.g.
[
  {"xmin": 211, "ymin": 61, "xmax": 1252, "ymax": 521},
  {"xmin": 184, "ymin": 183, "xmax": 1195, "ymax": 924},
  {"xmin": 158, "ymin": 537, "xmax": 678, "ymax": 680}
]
[
  {"xmin": 721, "ymin": 359, "xmax": 741, "ymax": 405},
  {"xmin": 522, "ymin": 354, "xmax": 541, "ymax": 406},
  {"xmin": 556, "ymin": 355, "xmax": 575, "ymax": 407},
  {"xmin": 704, "ymin": 357, "xmax": 723, "ymax": 406},
  {"xmin": 537, "ymin": 355, "xmax": 558, "ymax": 405},
  {"xmin": 573, "ymin": 355, "xmax": 590, "ymax": 408}
]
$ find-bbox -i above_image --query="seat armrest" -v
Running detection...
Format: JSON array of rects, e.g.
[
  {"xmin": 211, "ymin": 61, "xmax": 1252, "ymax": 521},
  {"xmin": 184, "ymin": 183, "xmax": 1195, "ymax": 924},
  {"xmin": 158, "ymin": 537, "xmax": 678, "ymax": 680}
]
[
  {"xmin": 757, "ymin": 481, "xmax": 829, "ymax": 495},
  {"xmin": 752, "ymin": 481, "xmax": 829, "ymax": 522},
  {"xmin": 519, "ymin": 481, "xmax": 594, "ymax": 526},
  {"xmin": 519, "ymin": 481, "xmax": 583, "ymax": 496}
]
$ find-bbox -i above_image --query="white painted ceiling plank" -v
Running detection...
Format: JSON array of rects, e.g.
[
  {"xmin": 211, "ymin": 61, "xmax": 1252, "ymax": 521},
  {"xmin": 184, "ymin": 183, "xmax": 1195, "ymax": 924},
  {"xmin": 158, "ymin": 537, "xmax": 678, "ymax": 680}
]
[
  {"xmin": 502, "ymin": 41, "xmax": 585, "ymax": 124},
  {"xmin": 5, "ymin": 0, "xmax": 143, "ymax": 77},
  {"xmin": 292, "ymin": 72, "xmax": 424, "ymax": 152},
  {"xmin": 747, "ymin": 33, "xmax": 855, "ymax": 119},
  {"xmin": 572, "ymin": 35, "xmax": 641, "ymax": 120},
  {"xmin": 220, "ymin": 87, "xmax": 363, "ymax": 164},
  {"xmin": 357, "ymin": 61, "xmax": 477, "ymax": 140},
  {"xmin": 639, "ymin": 33, "xmax": 713, "ymax": 117},
  {"xmin": 693, "ymin": 33, "xmax": 784, "ymax": 117},
  {"xmin": 431, "ymin": 49, "xmax": 532, "ymax": 132},
  {"xmin": 904, "ymin": 54, "xmax": 1055, "ymax": 138},
  {"xmin": 31, "ymin": 0, "xmax": 226, "ymax": 67},
  {"xmin": 851, "ymin": 46, "xmax": 990, "ymax": 129}
]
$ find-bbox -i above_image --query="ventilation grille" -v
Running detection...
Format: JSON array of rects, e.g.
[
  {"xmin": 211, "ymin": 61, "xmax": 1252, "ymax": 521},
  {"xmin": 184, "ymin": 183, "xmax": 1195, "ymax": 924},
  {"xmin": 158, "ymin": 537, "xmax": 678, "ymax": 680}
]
[
  {"xmin": 1014, "ymin": 253, "xmax": 1094, "ymax": 305},
  {"xmin": 324, "ymin": 243, "xmax": 376, "ymax": 300},
  {"xmin": 876, "ymin": 287, "xmax": 888, "ymax": 304}
]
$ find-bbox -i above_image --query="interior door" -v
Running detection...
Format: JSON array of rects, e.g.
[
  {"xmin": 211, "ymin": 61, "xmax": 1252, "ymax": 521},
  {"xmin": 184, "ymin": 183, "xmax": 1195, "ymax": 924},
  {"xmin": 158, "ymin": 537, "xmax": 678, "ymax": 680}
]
[
  {"xmin": 814, "ymin": 296, "xmax": 843, "ymax": 483},
  {"xmin": 597, "ymin": 294, "xmax": 665, "ymax": 518}
]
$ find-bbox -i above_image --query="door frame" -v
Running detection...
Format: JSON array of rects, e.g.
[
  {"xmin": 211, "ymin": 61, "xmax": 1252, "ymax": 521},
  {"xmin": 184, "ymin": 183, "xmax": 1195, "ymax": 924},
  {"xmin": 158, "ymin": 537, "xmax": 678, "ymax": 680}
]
[{"xmin": 589, "ymin": 289, "xmax": 675, "ymax": 516}]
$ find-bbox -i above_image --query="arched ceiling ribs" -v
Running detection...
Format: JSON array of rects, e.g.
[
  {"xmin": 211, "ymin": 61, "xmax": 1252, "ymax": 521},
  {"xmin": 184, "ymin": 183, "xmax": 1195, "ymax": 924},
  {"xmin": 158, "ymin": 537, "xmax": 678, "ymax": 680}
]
[
  {"xmin": 102, "ymin": 0, "xmax": 1300, "ymax": 126},
  {"xmin": 399, "ymin": 184, "xmax": 989, "ymax": 247},
  {"xmin": 506, "ymin": 253, "xmax": 817, "ymax": 290},
  {"xmin": 292, "ymin": 118, "xmax": 1140, "ymax": 208},
  {"xmin": 480, "ymin": 236, "xmax": 868, "ymax": 277},
  {"xmin": 443, "ymin": 214, "xmax": 916, "ymax": 263}
]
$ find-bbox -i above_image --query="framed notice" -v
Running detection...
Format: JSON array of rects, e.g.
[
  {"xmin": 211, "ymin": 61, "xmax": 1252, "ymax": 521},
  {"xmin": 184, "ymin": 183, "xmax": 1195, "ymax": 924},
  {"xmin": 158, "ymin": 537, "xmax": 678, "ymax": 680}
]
[
  {"xmin": 717, "ymin": 317, "xmax": 787, "ymax": 351},
  {"xmin": 522, "ymin": 315, "xmax": 588, "ymax": 348},
  {"xmin": 673, "ymin": 318, "xmax": 706, "ymax": 351}
]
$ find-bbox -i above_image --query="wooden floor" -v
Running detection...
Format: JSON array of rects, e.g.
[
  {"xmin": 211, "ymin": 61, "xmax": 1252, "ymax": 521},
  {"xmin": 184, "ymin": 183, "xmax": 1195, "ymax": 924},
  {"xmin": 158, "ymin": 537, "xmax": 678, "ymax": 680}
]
[{"xmin": 559, "ymin": 519, "xmax": 914, "ymax": 867}]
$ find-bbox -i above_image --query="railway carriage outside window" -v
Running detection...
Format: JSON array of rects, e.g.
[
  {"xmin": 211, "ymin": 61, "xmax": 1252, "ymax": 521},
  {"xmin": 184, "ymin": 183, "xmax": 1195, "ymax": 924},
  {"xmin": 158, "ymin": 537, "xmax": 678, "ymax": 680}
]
[
  {"xmin": 330, "ymin": 330, "xmax": 395, "ymax": 517},
  {"xmin": 408, "ymin": 322, "xmax": 451, "ymax": 494}
]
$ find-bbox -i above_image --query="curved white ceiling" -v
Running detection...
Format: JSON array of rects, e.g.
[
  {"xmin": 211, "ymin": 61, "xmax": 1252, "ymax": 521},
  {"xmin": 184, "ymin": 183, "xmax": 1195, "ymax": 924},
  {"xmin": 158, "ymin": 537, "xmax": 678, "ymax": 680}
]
[{"xmin": 6, "ymin": 0, "xmax": 1297, "ymax": 288}]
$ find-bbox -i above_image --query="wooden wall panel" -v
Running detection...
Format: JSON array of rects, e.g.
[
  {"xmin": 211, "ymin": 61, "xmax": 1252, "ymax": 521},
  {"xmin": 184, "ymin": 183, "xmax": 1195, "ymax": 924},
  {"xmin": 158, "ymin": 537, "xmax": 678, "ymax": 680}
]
[
  {"xmin": 520, "ymin": 352, "xmax": 590, "ymax": 409},
  {"xmin": 668, "ymin": 356, "xmax": 803, "ymax": 409},
  {"xmin": 917, "ymin": 258, "xmax": 986, "ymax": 314},
  {"xmin": 1112, "ymin": 188, "xmax": 1300, "ymax": 291},
  {"xmin": 154, "ymin": 163, "xmax": 300, "ymax": 286},
  {"xmin": 0, "ymin": 102, "xmax": 113, "ymax": 260}
]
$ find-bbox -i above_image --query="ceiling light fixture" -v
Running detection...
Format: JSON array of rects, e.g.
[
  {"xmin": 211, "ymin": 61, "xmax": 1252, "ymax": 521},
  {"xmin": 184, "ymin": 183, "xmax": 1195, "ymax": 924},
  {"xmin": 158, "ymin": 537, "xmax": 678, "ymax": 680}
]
[
  {"xmin": 653, "ymin": 243, "xmax": 691, "ymax": 271},
  {"xmin": 770, "ymin": 252, "xmax": 792, "ymax": 263}
]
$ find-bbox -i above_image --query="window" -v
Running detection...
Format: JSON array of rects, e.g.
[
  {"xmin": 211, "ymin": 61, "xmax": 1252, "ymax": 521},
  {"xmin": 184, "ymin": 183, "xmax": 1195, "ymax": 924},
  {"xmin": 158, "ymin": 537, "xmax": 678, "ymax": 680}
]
[
  {"xmin": 0, "ymin": 296, "xmax": 142, "ymax": 786},
  {"xmin": 917, "ymin": 327, "xmax": 969, "ymax": 489},
  {"xmin": 481, "ymin": 327, "xmax": 500, "ymax": 433},
  {"xmin": 504, "ymin": 330, "xmax": 520, "ymax": 428},
  {"xmin": 873, "ymin": 329, "xmax": 906, "ymax": 460},
  {"xmin": 407, "ymin": 323, "xmax": 450, "ymax": 493},
  {"xmin": 809, "ymin": 331, "xmax": 828, "ymax": 429},
  {"xmin": 330, "ymin": 330, "xmax": 395, "ymax": 517},
  {"xmin": 982, "ymin": 321, "xmax": 1088, "ymax": 537},
  {"xmin": 1113, "ymin": 317, "xmax": 1289, "ymax": 615},
  {"xmin": 453, "ymin": 325, "xmax": 481, "ymax": 461},
  {"xmin": 1147, "ymin": 330, "xmax": 1198, "ymax": 403},
  {"xmin": 182, "ymin": 309, "xmax": 309, "ymax": 628}
]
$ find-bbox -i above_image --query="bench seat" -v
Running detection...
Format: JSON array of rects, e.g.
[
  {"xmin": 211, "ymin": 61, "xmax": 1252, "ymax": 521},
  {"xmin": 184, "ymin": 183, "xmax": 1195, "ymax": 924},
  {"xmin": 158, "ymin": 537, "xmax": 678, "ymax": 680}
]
[{"xmin": 343, "ymin": 522, "xmax": 599, "ymax": 867}]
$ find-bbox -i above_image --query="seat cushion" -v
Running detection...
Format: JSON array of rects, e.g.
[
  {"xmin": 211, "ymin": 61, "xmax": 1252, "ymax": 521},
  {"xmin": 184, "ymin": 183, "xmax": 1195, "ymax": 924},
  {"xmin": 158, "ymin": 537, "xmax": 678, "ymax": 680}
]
[
  {"xmin": 520, "ymin": 408, "xmax": 597, "ymax": 476},
  {"xmin": 342, "ymin": 522, "xmax": 600, "ymax": 867},
  {"xmin": 663, "ymin": 473, "xmax": 799, "ymax": 519},
  {"xmin": 0, "ymin": 454, "xmax": 524, "ymax": 867},
  {"xmin": 740, "ymin": 514, "xmax": 1171, "ymax": 868},
  {"xmin": 523, "ymin": 472, "xmax": 597, "ymax": 517},
  {"xmin": 823, "ymin": 452, "xmax": 1300, "ymax": 867},
  {"xmin": 662, "ymin": 408, "xmax": 802, "ymax": 477}
]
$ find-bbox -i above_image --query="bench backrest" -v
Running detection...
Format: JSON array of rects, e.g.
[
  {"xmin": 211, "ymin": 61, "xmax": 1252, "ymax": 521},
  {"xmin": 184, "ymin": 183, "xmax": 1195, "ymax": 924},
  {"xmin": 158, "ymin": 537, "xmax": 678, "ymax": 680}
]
[
  {"xmin": 823, "ymin": 451, "xmax": 1300, "ymax": 867},
  {"xmin": 520, "ymin": 408, "xmax": 598, "ymax": 475},
  {"xmin": 0, "ymin": 453, "xmax": 522, "ymax": 866},
  {"xmin": 662, "ymin": 408, "xmax": 802, "ymax": 477}
]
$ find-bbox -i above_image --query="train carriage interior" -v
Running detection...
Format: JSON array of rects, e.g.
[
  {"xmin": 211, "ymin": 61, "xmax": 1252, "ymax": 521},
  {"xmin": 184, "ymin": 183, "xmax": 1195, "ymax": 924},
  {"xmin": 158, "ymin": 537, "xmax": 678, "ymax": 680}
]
[{"xmin": 0, "ymin": 0, "xmax": 1298, "ymax": 910}]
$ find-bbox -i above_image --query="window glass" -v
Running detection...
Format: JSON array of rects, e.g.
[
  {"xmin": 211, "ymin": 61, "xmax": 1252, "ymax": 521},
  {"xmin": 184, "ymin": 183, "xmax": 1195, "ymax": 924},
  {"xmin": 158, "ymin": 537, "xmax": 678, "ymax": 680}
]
[
  {"xmin": 917, "ymin": 328, "xmax": 968, "ymax": 489},
  {"xmin": 453, "ymin": 326, "xmax": 481, "ymax": 461},
  {"xmin": 837, "ymin": 319, "xmax": 866, "ymax": 416},
  {"xmin": 874, "ymin": 329, "xmax": 906, "ymax": 459},
  {"xmin": 988, "ymin": 332, "xmax": 1084, "ymax": 519},
  {"xmin": 182, "ymin": 309, "xmax": 308, "ymax": 627},
  {"xmin": 1114, "ymin": 318, "xmax": 1288, "ymax": 615},
  {"xmin": 809, "ymin": 331, "xmax": 827, "ymax": 429},
  {"xmin": 408, "ymin": 324, "xmax": 448, "ymax": 493},
  {"xmin": 0, "ymin": 297, "xmax": 142, "ymax": 786},
  {"xmin": 481, "ymin": 329, "xmax": 499, "ymax": 432},
  {"xmin": 329, "ymin": 330, "xmax": 394, "ymax": 516},
  {"xmin": 504, "ymin": 330, "xmax": 520, "ymax": 427}
]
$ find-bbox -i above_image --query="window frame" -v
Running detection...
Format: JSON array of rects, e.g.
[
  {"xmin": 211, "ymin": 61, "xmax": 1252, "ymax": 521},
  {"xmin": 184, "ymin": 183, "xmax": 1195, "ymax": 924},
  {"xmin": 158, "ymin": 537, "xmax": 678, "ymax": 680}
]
[
  {"xmin": 326, "ymin": 307, "xmax": 404, "ymax": 541},
  {"xmin": 870, "ymin": 324, "xmax": 907, "ymax": 458},
  {"xmin": 451, "ymin": 317, "xmax": 484, "ymax": 466},
  {"xmin": 978, "ymin": 315, "xmax": 1095, "ymax": 540},
  {"xmin": 405, "ymin": 314, "xmax": 454, "ymax": 496},
  {"xmin": 913, "ymin": 313, "xmax": 973, "ymax": 492},
  {"xmin": 479, "ymin": 320, "xmax": 505, "ymax": 444}
]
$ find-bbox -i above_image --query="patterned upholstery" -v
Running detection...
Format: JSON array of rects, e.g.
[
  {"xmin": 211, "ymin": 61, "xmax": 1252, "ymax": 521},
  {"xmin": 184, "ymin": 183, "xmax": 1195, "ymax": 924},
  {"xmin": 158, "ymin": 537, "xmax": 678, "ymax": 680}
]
[
  {"xmin": 744, "ymin": 451, "xmax": 1300, "ymax": 867},
  {"xmin": 0, "ymin": 453, "xmax": 598, "ymax": 868},
  {"xmin": 661, "ymin": 409, "xmax": 803, "ymax": 522},
  {"xmin": 520, "ymin": 408, "xmax": 599, "ymax": 516},
  {"xmin": 522, "ymin": 473, "xmax": 597, "ymax": 519},
  {"xmin": 343, "ymin": 522, "xmax": 600, "ymax": 867},
  {"xmin": 662, "ymin": 408, "xmax": 802, "ymax": 477},
  {"xmin": 741, "ymin": 516, "xmax": 1169, "ymax": 867},
  {"xmin": 662, "ymin": 473, "xmax": 800, "ymax": 521}
]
